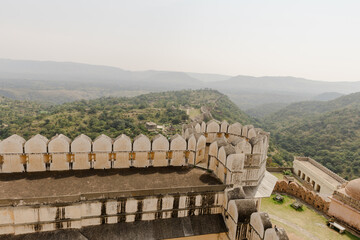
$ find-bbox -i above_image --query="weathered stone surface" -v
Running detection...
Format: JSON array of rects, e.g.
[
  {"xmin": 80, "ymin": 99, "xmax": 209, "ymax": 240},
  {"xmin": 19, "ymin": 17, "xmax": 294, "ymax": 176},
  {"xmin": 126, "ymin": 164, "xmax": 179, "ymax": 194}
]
[
  {"xmin": 233, "ymin": 138, "xmax": 252, "ymax": 155},
  {"xmin": 0, "ymin": 155, "xmax": 24, "ymax": 173},
  {"xmin": 247, "ymin": 127, "xmax": 257, "ymax": 139},
  {"xmin": 93, "ymin": 134, "xmax": 112, "ymax": 169},
  {"xmin": 48, "ymin": 134, "xmax": 71, "ymax": 171},
  {"xmin": 25, "ymin": 135, "xmax": 48, "ymax": 172},
  {"xmin": 194, "ymin": 123, "xmax": 201, "ymax": 133},
  {"xmin": 71, "ymin": 134, "xmax": 92, "ymax": 153},
  {"xmin": 132, "ymin": 134, "xmax": 151, "ymax": 168},
  {"xmin": 48, "ymin": 134, "xmax": 71, "ymax": 153},
  {"xmin": 250, "ymin": 136, "xmax": 264, "ymax": 155},
  {"xmin": 0, "ymin": 167, "xmax": 223, "ymax": 202},
  {"xmin": 71, "ymin": 135, "xmax": 92, "ymax": 170},
  {"xmin": 250, "ymin": 212, "xmax": 272, "ymax": 239},
  {"xmin": 227, "ymin": 199, "xmax": 257, "ymax": 240},
  {"xmin": 208, "ymin": 141, "xmax": 218, "ymax": 172},
  {"xmin": 264, "ymin": 227, "xmax": 289, "ymax": 240},
  {"xmin": 0, "ymin": 135, "xmax": 26, "ymax": 173},
  {"xmin": 113, "ymin": 134, "xmax": 131, "ymax": 168},
  {"xmin": 216, "ymin": 146, "xmax": 226, "ymax": 182},
  {"xmin": 25, "ymin": 134, "xmax": 48, "ymax": 154},
  {"xmin": 195, "ymin": 135, "xmax": 206, "ymax": 164},
  {"xmin": 200, "ymin": 121, "xmax": 206, "ymax": 133},
  {"xmin": 206, "ymin": 120, "xmax": 220, "ymax": 143},
  {"xmin": 220, "ymin": 120, "xmax": 229, "ymax": 133},
  {"xmin": 186, "ymin": 134, "xmax": 196, "ymax": 165},
  {"xmin": 226, "ymin": 154, "xmax": 245, "ymax": 185},
  {"xmin": 169, "ymin": 134, "xmax": 186, "ymax": 166},
  {"xmin": 228, "ymin": 122, "xmax": 242, "ymax": 136},
  {"xmin": 151, "ymin": 134, "xmax": 169, "ymax": 167},
  {"xmin": 93, "ymin": 134, "xmax": 112, "ymax": 152},
  {"xmin": 0, "ymin": 135, "xmax": 26, "ymax": 154}
]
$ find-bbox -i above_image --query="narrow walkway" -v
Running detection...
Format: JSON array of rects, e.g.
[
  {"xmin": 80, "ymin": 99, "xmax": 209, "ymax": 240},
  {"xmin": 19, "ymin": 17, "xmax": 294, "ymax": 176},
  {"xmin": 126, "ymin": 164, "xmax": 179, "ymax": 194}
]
[{"xmin": 269, "ymin": 214, "xmax": 321, "ymax": 240}]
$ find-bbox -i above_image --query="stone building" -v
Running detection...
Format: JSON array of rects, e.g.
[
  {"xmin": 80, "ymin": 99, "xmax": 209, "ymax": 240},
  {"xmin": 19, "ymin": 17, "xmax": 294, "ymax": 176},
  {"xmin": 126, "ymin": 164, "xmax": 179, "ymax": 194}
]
[
  {"xmin": 145, "ymin": 122, "xmax": 157, "ymax": 131},
  {"xmin": 0, "ymin": 119, "xmax": 288, "ymax": 240},
  {"xmin": 293, "ymin": 157, "xmax": 346, "ymax": 197},
  {"xmin": 328, "ymin": 178, "xmax": 360, "ymax": 231}
]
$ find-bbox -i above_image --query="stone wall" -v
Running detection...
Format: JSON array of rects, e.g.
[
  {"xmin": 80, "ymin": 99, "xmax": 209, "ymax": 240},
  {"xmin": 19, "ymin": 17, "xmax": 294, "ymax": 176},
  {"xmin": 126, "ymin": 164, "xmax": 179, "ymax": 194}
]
[
  {"xmin": 0, "ymin": 133, "xmax": 193, "ymax": 173},
  {"xmin": 224, "ymin": 196, "xmax": 288, "ymax": 240},
  {"xmin": 0, "ymin": 190, "xmax": 224, "ymax": 236},
  {"xmin": 293, "ymin": 157, "xmax": 346, "ymax": 197},
  {"xmin": 0, "ymin": 120, "xmax": 270, "ymax": 189},
  {"xmin": 294, "ymin": 157, "xmax": 346, "ymax": 184},
  {"xmin": 0, "ymin": 119, "xmax": 287, "ymax": 240},
  {"xmin": 273, "ymin": 180, "xmax": 330, "ymax": 213},
  {"xmin": 183, "ymin": 120, "xmax": 270, "ymax": 187},
  {"xmin": 328, "ymin": 192, "xmax": 360, "ymax": 231}
]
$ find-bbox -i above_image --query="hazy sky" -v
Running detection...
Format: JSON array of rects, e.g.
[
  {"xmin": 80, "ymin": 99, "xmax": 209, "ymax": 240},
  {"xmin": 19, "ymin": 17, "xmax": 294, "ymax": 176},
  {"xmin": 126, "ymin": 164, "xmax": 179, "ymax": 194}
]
[{"xmin": 1, "ymin": 0, "xmax": 360, "ymax": 82}]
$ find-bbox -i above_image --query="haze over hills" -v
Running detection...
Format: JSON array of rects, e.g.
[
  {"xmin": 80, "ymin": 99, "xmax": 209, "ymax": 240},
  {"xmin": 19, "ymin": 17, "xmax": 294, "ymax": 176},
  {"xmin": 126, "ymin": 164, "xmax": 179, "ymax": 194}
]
[{"xmin": 1, "ymin": 58, "xmax": 360, "ymax": 112}]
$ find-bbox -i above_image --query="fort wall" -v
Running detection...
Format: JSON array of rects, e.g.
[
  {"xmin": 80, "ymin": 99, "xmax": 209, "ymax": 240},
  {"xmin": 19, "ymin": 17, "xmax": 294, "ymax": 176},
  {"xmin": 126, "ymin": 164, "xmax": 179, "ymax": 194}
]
[
  {"xmin": 273, "ymin": 180, "xmax": 330, "ymax": 213},
  {"xmin": 293, "ymin": 157, "xmax": 346, "ymax": 196},
  {"xmin": 0, "ymin": 189, "xmax": 225, "ymax": 235},
  {"xmin": 0, "ymin": 120, "xmax": 270, "ymax": 189},
  {"xmin": 0, "ymin": 119, "xmax": 287, "ymax": 239}
]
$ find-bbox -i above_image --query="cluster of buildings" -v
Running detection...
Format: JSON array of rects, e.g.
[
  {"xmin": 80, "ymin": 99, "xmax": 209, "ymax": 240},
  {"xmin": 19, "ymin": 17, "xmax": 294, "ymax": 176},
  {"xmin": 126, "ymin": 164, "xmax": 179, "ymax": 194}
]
[{"xmin": 292, "ymin": 157, "xmax": 360, "ymax": 232}]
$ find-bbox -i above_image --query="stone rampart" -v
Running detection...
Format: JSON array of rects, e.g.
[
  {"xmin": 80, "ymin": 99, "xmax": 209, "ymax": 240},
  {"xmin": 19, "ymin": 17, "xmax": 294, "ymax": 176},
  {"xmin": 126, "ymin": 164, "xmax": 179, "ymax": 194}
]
[
  {"xmin": 0, "ymin": 189, "xmax": 225, "ymax": 236},
  {"xmin": 273, "ymin": 180, "xmax": 330, "ymax": 213},
  {"xmin": 224, "ymin": 193, "xmax": 288, "ymax": 240},
  {"xmin": 183, "ymin": 120, "xmax": 270, "ymax": 187},
  {"xmin": 0, "ymin": 120, "xmax": 270, "ymax": 189},
  {"xmin": 0, "ymin": 119, "xmax": 287, "ymax": 240},
  {"xmin": 0, "ymin": 133, "xmax": 194, "ymax": 173}
]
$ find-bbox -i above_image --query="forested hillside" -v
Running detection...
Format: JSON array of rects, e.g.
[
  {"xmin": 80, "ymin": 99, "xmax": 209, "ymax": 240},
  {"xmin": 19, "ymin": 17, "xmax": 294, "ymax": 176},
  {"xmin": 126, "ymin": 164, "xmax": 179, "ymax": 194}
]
[
  {"xmin": 0, "ymin": 89, "xmax": 253, "ymax": 140},
  {"xmin": 263, "ymin": 92, "xmax": 360, "ymax": 180},
  {"xmin": 2, "ymin": 87, "xmax": 360, "ymax": 179}
]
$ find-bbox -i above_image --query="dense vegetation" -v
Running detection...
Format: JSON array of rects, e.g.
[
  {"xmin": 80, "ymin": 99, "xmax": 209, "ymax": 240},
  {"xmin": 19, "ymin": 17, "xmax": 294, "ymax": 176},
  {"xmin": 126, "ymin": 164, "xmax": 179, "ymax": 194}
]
[
  {"xmin": 2, "ymin": 86, "xmax": 359, "ymax": 180},
  {"xmin": 0, "ymin": 89, "xmax": 252, "ymax": 140},
  {"xmin": 263, "ymin": 92, "xmax": 360, "ymax": 180}
]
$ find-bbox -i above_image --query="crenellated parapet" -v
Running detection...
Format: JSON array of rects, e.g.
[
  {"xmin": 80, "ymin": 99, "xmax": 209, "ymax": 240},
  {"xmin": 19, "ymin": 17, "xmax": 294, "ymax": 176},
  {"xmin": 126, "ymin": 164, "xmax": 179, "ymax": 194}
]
[
  {"xmin": 183, "ymin": 120, "xmax": 270, "ymax": 187},
  {"xmin": 0, "ymin": 119, "xmax": 269, "ymax": 185},
  {"xmin": 0, "ymin": 119, "xmax": 272, "ymax": 192},
  {"xmin": 0, "ymin": 133, "xmax": 195, "ymax": 173},
  {"xmin": 0, "ymin": 119, "xmax": 286, "ymax": 240}
]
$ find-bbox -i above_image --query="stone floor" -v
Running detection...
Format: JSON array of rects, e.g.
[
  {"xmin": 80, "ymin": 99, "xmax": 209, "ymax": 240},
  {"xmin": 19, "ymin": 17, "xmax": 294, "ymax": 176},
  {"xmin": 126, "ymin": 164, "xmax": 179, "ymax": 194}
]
[{"xmin": 0, "ymin": 166, "xmax": 223, "ymax": 202}]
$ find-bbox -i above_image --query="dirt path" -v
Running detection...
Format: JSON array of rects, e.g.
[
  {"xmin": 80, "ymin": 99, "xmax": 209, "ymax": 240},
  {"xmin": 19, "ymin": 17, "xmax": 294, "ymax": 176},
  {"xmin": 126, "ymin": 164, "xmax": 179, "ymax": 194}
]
[{"xmin": 269, "ymin": 214, "xmax": 321, "ymax": 240}]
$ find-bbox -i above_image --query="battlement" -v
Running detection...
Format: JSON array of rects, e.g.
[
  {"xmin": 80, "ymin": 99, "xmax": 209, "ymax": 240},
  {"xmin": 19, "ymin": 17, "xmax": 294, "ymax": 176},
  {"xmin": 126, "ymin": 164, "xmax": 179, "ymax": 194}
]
[
  {"xmin": 0, "ymin": 120, "xmax": 269, "ymax": 187},
  {"xmin": 0, "ymin": 120, "xmax": 286, "ymax": 240}
]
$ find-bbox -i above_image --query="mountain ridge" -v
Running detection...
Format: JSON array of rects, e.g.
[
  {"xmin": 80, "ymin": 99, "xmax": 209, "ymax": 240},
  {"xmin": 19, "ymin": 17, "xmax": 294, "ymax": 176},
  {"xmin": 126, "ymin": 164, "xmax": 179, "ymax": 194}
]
[{"xmin": 2, "ymin": 58, "xmax": 360, "ymax": 110}]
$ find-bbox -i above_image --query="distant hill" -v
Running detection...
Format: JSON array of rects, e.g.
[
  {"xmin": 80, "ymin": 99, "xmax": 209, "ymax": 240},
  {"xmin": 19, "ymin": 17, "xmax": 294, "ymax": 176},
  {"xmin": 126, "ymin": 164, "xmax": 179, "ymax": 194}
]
[
  {"xmin": 312, "ymin": 92, "xmax": 344, "ymax": 101},
  {"xmin": 245, "ymin": 102, "xmax": 289, "ymax": 119},
  {"xmin": 2, "ymin": 58, "xmax": 360, "ymax": 112},
  {"xmin": 263, "ymin": 92, "xmax": 360, "ymax": 180},
  {"xmin": 186, "ymin": 72, "xmax": 231, "ymax": 82},
  {"xmin": 264, "ymin": 92, "xmax": 360, "ymax": 126},
  {"xmin": 0, "ymin": 89, "xmax": 253, "ymax": 140},
  {"xmin": 209, "ymin": 75, "xmax": 360, "ymax": 95}
]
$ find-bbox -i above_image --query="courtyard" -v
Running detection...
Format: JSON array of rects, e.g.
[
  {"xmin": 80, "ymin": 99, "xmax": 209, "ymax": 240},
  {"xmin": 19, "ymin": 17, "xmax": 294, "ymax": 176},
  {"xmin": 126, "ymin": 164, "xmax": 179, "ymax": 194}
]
[{"xmin": 261, "ymin": 194, "xmax": 359, "ymax": 240}]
